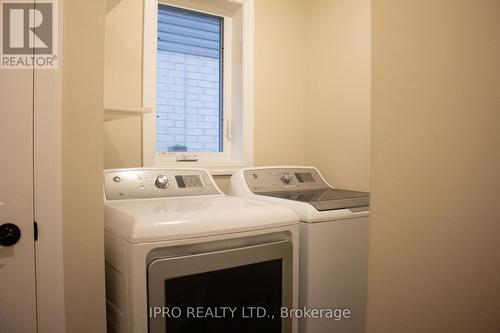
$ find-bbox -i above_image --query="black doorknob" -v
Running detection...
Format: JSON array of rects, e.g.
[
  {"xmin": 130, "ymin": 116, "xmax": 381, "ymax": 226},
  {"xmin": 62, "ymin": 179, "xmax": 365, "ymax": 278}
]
[{"xmin": 0, "ymin": 223, "xmax": 21, "ymax": 247}]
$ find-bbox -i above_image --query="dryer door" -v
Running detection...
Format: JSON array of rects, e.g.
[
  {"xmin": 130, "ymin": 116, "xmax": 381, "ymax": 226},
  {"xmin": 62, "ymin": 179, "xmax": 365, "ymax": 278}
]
[{"xmin": 148, "ymin": 240, "xmax": 292, "ymax": 333}]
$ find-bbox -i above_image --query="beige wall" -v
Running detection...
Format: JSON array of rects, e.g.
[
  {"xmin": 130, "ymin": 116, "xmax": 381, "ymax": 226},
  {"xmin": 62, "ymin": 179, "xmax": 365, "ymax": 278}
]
[
  {"xmin": 104, "ymin": 0, "xmax": 143, "ymax": 169},
  {"xmin": 61, "ymin": 0, "xmax": 106, "ymax": 332},
  {"xmin": 103, "ymin": 0, "xmax": 308, "ymax": 188},
  {"xmin": 253, "ymin": 0, "xmax": 307, "ymax": 166},
  {"xmin": 305, "ymin": 0, "xmax": 371, "ymax": 191},
  {"xmin": 368, "ymin": 1, "xmax": 500, "ymax": 332},
  {"xmin": 103, "ymin": 0, "xmax": 370, "ymax": 191}
]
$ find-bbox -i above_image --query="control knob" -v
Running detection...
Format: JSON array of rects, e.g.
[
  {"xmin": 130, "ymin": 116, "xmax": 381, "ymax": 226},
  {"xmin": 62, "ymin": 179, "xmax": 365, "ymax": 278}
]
[
  {"xmin": 154, "ymin": 175, "xmax": 169, "ymax": 189},
  {"xmin": 280, "ymin": 173, "xmax": 293, "ymax": 184}
]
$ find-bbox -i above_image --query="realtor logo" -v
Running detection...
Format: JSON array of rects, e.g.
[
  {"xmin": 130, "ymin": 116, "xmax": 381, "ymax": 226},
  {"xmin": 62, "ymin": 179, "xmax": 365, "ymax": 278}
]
[{"xmin": 1, "ymin": 0, "xmax": 58, "ymax": 69}]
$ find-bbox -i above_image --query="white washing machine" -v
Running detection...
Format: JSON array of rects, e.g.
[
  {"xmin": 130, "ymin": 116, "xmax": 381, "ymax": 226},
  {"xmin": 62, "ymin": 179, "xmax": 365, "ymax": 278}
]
[
  {"xmin": 103, "ymin": 168, "xmax": 300, "ymax": 333},
  {"xmin": 229, "ymin": 166, "xmax": 369, "ymax": 333}
]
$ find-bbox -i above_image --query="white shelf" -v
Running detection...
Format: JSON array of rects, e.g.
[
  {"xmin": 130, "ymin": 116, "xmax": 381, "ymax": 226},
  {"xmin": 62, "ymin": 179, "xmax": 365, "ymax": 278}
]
[{"xmin": 104, "ymin": 106, "xmax": 152, "ymax": 121}]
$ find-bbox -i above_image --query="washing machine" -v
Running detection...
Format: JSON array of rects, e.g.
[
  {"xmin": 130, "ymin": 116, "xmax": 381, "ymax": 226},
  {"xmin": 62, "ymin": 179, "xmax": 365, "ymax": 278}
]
[
  {"xmin": 229, "ymin": 166, "xmax": 369, "ymax": 333},
  {"xmin": 103, "ymin": 168, "xmax": 299, "ymax": 333}
]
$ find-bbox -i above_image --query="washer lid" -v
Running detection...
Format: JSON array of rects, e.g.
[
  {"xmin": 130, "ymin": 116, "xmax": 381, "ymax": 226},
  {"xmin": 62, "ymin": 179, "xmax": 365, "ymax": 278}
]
[
  {"xmin": 258, "ymin": 188, "xmax": 369, "ymax": 211},
  {"xmin": 104, "ymin": 196, "xmax": 299, "ymax": 243}
]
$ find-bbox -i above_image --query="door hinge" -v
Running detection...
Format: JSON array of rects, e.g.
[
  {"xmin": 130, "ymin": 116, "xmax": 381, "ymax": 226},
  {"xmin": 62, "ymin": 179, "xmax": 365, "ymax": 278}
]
[{"xmin": 34, "ymin": 221, "xmax": 38, "ymax": 241}]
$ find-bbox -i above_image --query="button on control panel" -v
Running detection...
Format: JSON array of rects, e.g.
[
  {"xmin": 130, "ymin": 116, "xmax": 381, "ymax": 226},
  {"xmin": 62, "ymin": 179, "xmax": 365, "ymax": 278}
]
[
  {"xmin": 244, "ymin": 167, "xmax": 329, "ymax": 193},
  {"xmin": 104, "ymin": 169, "xmax": 220, "ymax": 200}
]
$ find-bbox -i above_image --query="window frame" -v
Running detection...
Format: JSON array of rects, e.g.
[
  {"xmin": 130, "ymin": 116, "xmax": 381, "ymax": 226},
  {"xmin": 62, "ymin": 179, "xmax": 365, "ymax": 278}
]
[{"xmin": 143, "ymin": 0, "xmax": 254, "ymax": 175}]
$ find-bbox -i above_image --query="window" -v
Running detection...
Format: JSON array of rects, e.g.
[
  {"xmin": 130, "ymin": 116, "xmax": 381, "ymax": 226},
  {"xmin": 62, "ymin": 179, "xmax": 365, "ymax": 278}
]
[
  {"xmin": 156, "ymin": 5, "xmax": 223, "ymax": 153},
  {"xmin": 143, "ymin": 0, "xmax": 255, "ymax": 174}
]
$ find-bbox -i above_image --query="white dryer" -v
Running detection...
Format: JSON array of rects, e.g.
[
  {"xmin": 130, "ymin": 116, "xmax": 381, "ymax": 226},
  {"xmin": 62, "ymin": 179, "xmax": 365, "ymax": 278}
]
[
  {"xmin": 103, "ymin": 168, "xmax": 300, "ymax": 333},
  {"xmin": 229, "ymin": 166, "xmax": 369, "ymax": 333}
]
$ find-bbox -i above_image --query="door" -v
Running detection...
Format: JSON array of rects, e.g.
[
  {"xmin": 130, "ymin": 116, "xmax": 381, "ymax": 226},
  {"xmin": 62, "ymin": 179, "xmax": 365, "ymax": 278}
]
[
  {"xmin": 0, "ymin": 67, "xmax": 37, "ymax": 331},
  {"xmin": 148, "ymin": 241, "xmax": 293, "ymax": 333}
]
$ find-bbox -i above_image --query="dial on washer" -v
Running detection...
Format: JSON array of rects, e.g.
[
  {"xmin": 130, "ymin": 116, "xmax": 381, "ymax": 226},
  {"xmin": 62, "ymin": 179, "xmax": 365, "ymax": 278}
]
[
  {"xmin": 280, "ymin": 173, "xmax": 293, "ymax": 184},
  {"xmin": 154, "ymin": 175, "xmax": 169, "ymax": 189}
]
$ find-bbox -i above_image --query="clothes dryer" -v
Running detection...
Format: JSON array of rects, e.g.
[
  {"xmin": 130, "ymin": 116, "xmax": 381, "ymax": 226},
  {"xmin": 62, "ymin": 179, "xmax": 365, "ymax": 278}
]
[{"xmin": 104, "ymin": 168, "xmax": 300, "ymax": 333}]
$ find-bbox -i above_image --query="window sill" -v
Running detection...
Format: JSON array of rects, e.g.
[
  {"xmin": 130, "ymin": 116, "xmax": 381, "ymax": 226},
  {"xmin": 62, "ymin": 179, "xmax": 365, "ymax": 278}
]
[{"xmin": 152, "ymin": 160, "xmax": 251, "ymax": 176}]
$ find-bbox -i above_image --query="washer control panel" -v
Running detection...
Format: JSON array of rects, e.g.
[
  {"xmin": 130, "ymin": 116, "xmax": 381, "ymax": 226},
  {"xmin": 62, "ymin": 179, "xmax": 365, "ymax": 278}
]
[
  {"xmin": 243, "ymin": 167, "xmax": 329, "ymax": 193},
  {"xmin": 104, "ymin": 168, "xmax": 220, "ymax": 200}
]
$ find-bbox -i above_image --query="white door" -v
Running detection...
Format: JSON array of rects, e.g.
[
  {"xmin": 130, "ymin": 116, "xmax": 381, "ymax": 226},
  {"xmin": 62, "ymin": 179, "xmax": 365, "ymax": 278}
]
[{"xmin": 0, "ymin": 66, "xmax": 38, "ymax": 331}]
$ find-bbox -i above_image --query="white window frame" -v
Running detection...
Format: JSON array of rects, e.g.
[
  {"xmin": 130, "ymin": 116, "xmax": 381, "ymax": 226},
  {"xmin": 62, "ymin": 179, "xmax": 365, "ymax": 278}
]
[{"xmin": 142, "ymin": 0, "xmax": 254, "ymax": 175}]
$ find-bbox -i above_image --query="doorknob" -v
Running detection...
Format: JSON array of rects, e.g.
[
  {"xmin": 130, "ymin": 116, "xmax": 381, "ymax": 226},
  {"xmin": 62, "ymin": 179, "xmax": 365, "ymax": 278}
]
[{"xmin": 0, "ymin": 223, "xmax": 21, "ymax": 247}]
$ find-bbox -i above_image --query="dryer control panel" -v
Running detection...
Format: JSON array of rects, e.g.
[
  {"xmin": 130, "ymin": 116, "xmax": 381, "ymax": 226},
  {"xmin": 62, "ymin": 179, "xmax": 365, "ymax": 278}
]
[
  {"xmin": 243, "ymin": 167, "xmax": 330, "ymax": 193},
  {"xmin": 104, "ymin": 168, "xmax": 221, "ymax": 200}
]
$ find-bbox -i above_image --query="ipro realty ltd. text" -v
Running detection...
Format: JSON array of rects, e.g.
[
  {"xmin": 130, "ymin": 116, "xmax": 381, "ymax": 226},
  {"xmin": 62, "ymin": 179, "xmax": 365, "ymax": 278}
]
[{"xmin": 150, "ymin": 306, "xmax": 351, "ymax": 320}]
